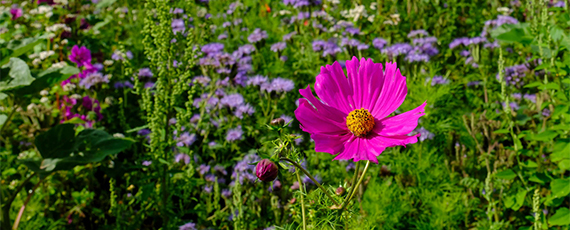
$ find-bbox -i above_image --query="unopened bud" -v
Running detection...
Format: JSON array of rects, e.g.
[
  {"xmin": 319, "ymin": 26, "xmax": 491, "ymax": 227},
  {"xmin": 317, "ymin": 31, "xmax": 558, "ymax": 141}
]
[
  {"xmin": 256, "ymin": 159, "xmax": 278, "ymax": 182},
  {"xmin": 335, "ymin": 187, "xmax": 345, "ymax": 196},
  {"xmin": 270, "ymin": 118, "xmax": 285, "ymax": 126}
]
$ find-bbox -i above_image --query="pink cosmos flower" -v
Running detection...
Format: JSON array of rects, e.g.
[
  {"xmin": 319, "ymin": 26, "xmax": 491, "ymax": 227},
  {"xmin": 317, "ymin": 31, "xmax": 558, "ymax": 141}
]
[
  {"xmin": 69, "ymin": 45, "xmax": 92, "ymax": 68},
  {"xmin": 294, "ymin": 57, "xmax": 426, "ymax": 163}
]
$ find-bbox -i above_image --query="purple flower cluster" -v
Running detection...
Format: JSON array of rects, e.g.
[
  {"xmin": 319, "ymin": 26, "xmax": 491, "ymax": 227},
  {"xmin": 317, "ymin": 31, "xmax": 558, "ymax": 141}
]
[
  {"xmin": 138, "ymin": 68, "xmax": 153, "ymax": 78},
  {"xmin": 372, "ymin": 38, "xmax": 388, "ymax": 50},
  {"xmin": 248, "ymin": 28, "xmax": 268, "ymax": 43},
  {"xmin": 340, "ymin": 37, "xmax": 369, "ymax": 50},
  {"xmin": 270, "ymin": 42, "xmax": 287, "ymax": 53},
  {"xmin": 481, "ymin": 15, "xmax": 519, "ymax": 37},
  {"xmin": 312, "ymin": 39, "xmax": 342, "ymax": 57},
  {"xmin": 415, "ymin": 127, "xmax": 435, "ymax": 142},
  {"xmin": 497, "ymin": 64, "xmax": 528, "ymax": 88},
  {"xmin": 407, "ymin": 29, "xmax": 429, "ymax": 38},
  {"xmin": 426, "ymin": 76, "xmax": 450, "ymax": 86},
  {"xmin": 172, "ymin": 19, "xmax": 185, "ymax": 34},
  {"xmin": 79, "ymin": 72, "xmax": 109, "ymax": 89},
  {"xmin": 226, "ymin": 126, "xmax": 243, "ymax": 142},
  {"xmin": 231, "ymin": 153, "xmax": 260, "ymax": 184}
]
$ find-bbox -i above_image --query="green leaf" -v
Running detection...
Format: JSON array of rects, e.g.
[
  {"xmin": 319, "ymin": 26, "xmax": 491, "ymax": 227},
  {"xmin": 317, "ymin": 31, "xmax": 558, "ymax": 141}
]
[
  {"xmin": 496, "ymin": 169, "xmax": 517, "ymax": 180},
  {"xmin": 96, "ymin": 0, "xmax": 116, "ymax": 10},
  {"xmin": 524, "ymin": 82, "xmax": 543, "ymax": 88},
  {"xmin": 0, "ymin": 92, "xmax": 7, "ymax": 100},
  {"xmin": 504, "ymin": 188, "xmax": 527, "ymax": 211},
  {"xmin": 493, "ymin": 129, "xmax": 509, "ymax": 134},
  {"xmin": 34, "ymin": 123, "xmax": 76, "ymax": 159},
  {"xmin": 92, "ymin": 15, "xmax": 113, "ymax": 31},
  {"xmin": 0, "ymin": 114, "xmax": 6, "ymax": 127},
  {"xmin": 14, "ymin": 66, "xmax": 79, "ymax": 96},
  {"xmin": 521, "ymin": 160, "xmax": 538, "ymax": 168},
  {"xmin": 550, "ymin": 178, "xmax": 570, "ymax": 198},
  {"xmin": 70, "ymin": 129, "xmax": 134, "ymax": 164},
  {"xmin": 549, "ymin": 207, "xmax": 570, "ymax": 226},
  {"xmin": 526, "ymin": 131, "xmax": 558, "ymax": 141},
  {"xmin": 0, "ymin": 37, "xmax": 43, "ymax": 66},
  {"xmin": 0, "ymin": 58, "xmax": 35, "ymax": 91}
]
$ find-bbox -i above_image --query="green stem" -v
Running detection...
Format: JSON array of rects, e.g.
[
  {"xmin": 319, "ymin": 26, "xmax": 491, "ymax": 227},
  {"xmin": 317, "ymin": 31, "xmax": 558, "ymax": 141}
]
[
  {"xmin": 279, "ymin": 157, "xmax": 340, "ymax": 206},
  {"xmin": 343, "ymin": 161, "xmax": 361, "ymax": 207},
  {"xmin": 339, "ymin": 160, "xmax": 370, "ymax": 213},
  {"xmin": 295, "ymin": 169, "xmax": 306, "ymax": 230}
]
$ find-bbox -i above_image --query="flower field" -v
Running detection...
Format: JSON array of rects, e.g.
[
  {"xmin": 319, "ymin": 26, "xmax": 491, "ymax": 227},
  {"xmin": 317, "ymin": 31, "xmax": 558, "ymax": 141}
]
[{"xmin": 1, "ymin": 0, "xmax": 569, "ymax": 229}]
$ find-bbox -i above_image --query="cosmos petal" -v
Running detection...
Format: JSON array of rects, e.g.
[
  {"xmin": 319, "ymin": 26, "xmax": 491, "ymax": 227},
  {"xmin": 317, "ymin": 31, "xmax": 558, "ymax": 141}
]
[
  {"xmin": 314, "ymin": 61, "xmax": 354, "ymax": 113},
  {"xmin": 295, "ymin": 98, "xmax": 348, "ymax": 135},
  {"xmin": 312, "ymin": 132, "xmax": 351, "ymax": 155},
  {"xmin": 346, "ymin": 57, "xmax": 385, "ymax": 110},
  {"xmin": 369, "ymin": 62, "xmax": 408, "ymax": 119},
  {"xmin": 374, "ymin": 101, "xmax": 426, "ymax": 136}
]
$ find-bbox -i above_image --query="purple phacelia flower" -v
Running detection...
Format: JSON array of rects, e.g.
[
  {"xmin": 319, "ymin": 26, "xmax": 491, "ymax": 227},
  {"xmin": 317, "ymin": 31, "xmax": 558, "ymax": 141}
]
[
  {"xmin": 270, "ymin": 42, "xmax": 287, "ymax": 52},
  {"xmin": 248, "ymin": 28, "xmax": 268, "ymax": 43},
  {"xmin": 138, "ymin": 68, "xmax": 153, "ymax": 78},
  {"xmin": 175, "ymin": 154, "xmax": 191, "ymax": 164},
  {"xmin": 220, "ymin": 93, "xmax": 244, "ymax": 108},
  {"xmin": 226, "ymin": 126, "xmax": 243, "ymax": 142}
]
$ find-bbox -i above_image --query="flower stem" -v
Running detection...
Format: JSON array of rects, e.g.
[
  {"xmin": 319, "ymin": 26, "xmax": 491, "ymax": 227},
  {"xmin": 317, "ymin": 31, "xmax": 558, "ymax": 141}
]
[
  {"xmin": 343, "ymin": 161, "xmax": 361, "ymax": 206},
  {"xmin": 279, "ymin": 157, "xmax": 340, "ymax": 206},
  {"xmin": 13, "ymin": 176, "xmax": 46, "ymax": 230},
  {"xmin": 339, "ymin": 160, "xmax": 370, "ymax": 214},
  {"xmin": 295, "ymin": 169, "xmax": 306, "ymax": 230}
]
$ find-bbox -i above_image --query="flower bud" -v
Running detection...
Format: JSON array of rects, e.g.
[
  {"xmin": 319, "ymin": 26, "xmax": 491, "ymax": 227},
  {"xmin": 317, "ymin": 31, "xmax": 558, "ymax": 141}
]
[
  {"xmin": 256, "ymin": 159, "xmax": 278, "ymax": 182},
  {"xmin": 335, "ymin": 187, "xmax": 345, "ymax": 196},
  {"xmin": 270, "ymin": 118, "xmax": 285, "ymax": 126}
]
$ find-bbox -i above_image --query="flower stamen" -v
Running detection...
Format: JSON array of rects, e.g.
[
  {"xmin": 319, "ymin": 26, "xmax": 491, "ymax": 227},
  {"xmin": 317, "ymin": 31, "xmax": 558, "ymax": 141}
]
[{"xmin": 346, "ymin": 108, "xmax": 375, "ymax": 137}]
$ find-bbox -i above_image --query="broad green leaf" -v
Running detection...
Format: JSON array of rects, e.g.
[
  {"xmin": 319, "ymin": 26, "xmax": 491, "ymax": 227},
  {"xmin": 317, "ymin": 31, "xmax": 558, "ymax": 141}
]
[
  {"xmin": 18, "ymin": 159, "xmax": 47, "ymax": 175},
  {"xmin": 14, "ymin": 66, "xmax": 79, "ymax": 96},
  {"xmin": 504, "ymin": 188, "xmax": 527, "ymax": 211},
  {"xmin": 1, "ymin": 37, "xmax": 43, "ymax": 66},
  {"xmin": 550, "ymin": 178, "xmax": 570, "ymax": 198},
  {"xmin": 549, "ymin": 207, "xmax": 570, "ymax": 226},
  {"xmin": 496, "ymin": 169, "xmax": 517, "ymax": 180},
  {"xmin": 0, "ymin": 92, "xmax": 7, "ymax": 100},
  {"xmin": 34, "ymin": 123, "xmax": 76, "ymax": 159},
  {"xmin": 0, "ymin": 58, "xmax": 35, "ymax": 91}
]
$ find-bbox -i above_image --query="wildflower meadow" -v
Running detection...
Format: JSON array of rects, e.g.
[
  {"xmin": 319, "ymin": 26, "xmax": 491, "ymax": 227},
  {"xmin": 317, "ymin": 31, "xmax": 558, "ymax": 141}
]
[{"xmin": 1, "ymin": 0, "xmax": 569, "ymax": 229}]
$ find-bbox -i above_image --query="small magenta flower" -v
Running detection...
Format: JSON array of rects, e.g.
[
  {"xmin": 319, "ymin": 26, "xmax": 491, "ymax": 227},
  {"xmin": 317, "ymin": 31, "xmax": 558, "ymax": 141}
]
[
  {"xmin": 256, "ymin": 159, "xmax": 278, "ymax": 182},
  {"xmin": 10, "ymin": 6, "xmax": 23, "ymax": 20},
  {"xmin": 69, "ymin": 45, "xmax": 92, "ymax": 67},
  {"xmin": 294, "ymin": 57, "xmax": 426, "ymax": 163}
]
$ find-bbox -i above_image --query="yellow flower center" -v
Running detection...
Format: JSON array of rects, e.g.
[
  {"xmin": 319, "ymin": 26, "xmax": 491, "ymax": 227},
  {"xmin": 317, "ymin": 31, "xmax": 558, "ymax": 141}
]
[{"xmin": 346, "ymin": 108, "xmax": 375, "ymax": 137}]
